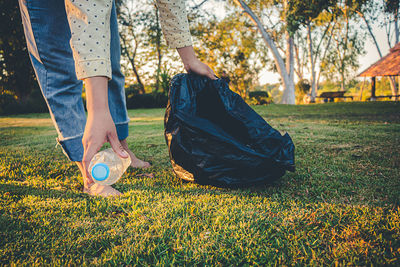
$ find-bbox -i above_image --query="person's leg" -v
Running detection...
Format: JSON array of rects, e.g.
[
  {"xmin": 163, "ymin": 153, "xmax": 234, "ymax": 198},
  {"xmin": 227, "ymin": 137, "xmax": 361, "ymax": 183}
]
[
  {"xmin": 108, "ymin": 1, "xmax": 129, "ymax": 141},
  {"xmin": 18, "ymin": 0, "xmax": 85, "ymax": 162},
  {"xmin": 18, "ymin": 0, "xmax": 122, "ymax": 196},
  {"xmin": 108, "ymin": 2, "xmax": 150, "ymax": 168}
]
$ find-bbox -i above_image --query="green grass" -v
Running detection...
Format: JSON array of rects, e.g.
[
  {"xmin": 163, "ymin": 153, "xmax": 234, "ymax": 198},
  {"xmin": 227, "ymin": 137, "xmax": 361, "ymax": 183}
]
[{"xmin": 0, "ymin": 101, "xmax": 399, "ymax": 265}]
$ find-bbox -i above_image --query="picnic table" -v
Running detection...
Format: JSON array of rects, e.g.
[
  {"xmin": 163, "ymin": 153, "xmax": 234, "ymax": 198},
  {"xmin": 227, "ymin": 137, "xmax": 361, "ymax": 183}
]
[{"xmin": 316, "ymin": 91, "xmax": 353, "ymax": 102}]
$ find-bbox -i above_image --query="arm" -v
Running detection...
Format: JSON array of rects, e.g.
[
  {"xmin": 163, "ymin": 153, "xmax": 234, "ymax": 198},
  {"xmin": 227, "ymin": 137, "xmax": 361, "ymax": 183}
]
[
  {"xmin": 155, "ymin": 0, "xmax": 217, "ymax": 80},
  {"xmin": 64, "ymin": 1, "xmax": 127, "ymax": 180},
  {"xmin": 81, "ymin": 77, "xmax": 128, "ymax": 180},
  {"xmin": 65, "ymin": 0, "xmax": 113, "ymax": 80},
  {"xmin": 177, "ymin": 46, "xmax": 216, "ymax": 80}
]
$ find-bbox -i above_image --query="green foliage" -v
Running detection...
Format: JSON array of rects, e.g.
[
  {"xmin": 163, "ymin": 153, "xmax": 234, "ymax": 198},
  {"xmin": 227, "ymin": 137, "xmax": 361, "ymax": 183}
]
[
  {"xmin": 192, "ymin": 13, "xmax": 261, "ymax": 98},
  {"xmin": 295, "ymin": 79, "xmax": 311, "ymax": 94},
  {"xmin": 248, "ymin": 91, "xmax": 273, "ymax": 105},
  {"xmin": 248, "ymin": 91, "xmax": 270, "ymax": 98},
  {"xmin": 159, "ymin": 68, "xmax": 172, "ymax": 93},
  {"xmin": 320, "ymin": 15, "xmax": 365, "ymax": 91},
  {"xmin": 317, "ymin": 77, "xmax": 397, "ymax": 102},
  {"xmin": 295, "ymin": 79, "xmax": 311, "ymax": 104},
  {"xmin": 286, "ymin": 0, "xmax": 336, "ymax": 33},
  {"xmin": 384, "ymin": 0, "xmax": 400, "ymax": 14},
  {"xmin": 117, "ymin": 0, "xmax": 181, "ymax": 94},
  {"xmin": 117, "ymin": 0, "xmax": 147, "ymax": 93},
  {"xmin": 0, "ymin": 0, "xmax": 40, "ymax": 100},
  {"xmin": 0, "ymin": 103, "xmax": 400, "ymax": 265},
  {"xmin": 255, "ymin": 83, "xmax": 283, "ymax": 103}
]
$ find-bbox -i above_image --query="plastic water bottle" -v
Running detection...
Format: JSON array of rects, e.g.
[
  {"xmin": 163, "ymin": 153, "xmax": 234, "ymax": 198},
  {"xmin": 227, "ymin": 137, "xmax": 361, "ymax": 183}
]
[{"xmin": 88, "ymin": 148, "xmax": 131, "ymax": 185}]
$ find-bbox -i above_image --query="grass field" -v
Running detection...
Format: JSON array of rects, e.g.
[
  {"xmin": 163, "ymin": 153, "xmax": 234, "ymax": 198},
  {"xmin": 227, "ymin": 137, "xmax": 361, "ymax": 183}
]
[{"xmin": 0, "ymin": 101, "xmax": 399, "ymax": 265}]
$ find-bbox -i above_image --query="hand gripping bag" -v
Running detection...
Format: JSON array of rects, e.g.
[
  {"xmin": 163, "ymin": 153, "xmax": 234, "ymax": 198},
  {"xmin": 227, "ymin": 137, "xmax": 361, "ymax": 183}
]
[{"xmin": 164, "ymin": 73, "xmax": 295, "ymax": 187}]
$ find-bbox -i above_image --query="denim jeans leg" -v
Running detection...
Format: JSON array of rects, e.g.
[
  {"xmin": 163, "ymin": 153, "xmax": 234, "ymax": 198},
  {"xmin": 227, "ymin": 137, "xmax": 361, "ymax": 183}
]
[
  {"xmin": 18, "ymin": 0, "xmax": 86, "ymax": 161},
  {"xmin": 108, "ymin": 1, "xmax": 130, "ymax": 141}
]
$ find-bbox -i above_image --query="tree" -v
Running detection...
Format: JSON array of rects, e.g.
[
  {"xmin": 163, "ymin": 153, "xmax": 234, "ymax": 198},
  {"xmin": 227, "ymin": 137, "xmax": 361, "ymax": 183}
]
[
  {"xmin": 354, "ymin": 0, "xmax": 398, "ymax": 99},
  {"xmin": 0, "ymin": 0, "xmax": 39, "ymax": 100},
  {"xmin": 384, "ymin": 0, "xmax": 399, "ymax": 46},
  {"xmin": 117, "ymin": 0, "xmax": 146, "ymax": 93},
  {"xmin": 233, "ymin": 0, "xmax": 296, "ymax": 104},
  {"xmin": 383, "ymin": 0, "xmax": 399, "ymax": 98},
  {"xmin": 191, "ymin": 13, "xmax": 261, "ymax": 98},
  {"xmin": 286, "ymin": 0, "xmax": 336, "ymax": 101},
  {"xmin": 117, "ymin": 0, "xmax": 175, "ymax": 95},
  {"xmin": 320, "ymin": 1, "xmax": 365, "ymax": 91},
  {"xmin": 147, "ymin": 2, "xmax": 164, "ymax": 92},
  {"xmin": 295, "ymin": 79, "xmax": 311, "ymax": 103}
]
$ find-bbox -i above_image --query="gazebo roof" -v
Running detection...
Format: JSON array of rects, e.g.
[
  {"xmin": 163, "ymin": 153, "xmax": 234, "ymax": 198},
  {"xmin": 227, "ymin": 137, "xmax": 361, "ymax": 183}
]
[{"xmin": 359, "ymin": 42, "xmax": 400, "ymax": 77}]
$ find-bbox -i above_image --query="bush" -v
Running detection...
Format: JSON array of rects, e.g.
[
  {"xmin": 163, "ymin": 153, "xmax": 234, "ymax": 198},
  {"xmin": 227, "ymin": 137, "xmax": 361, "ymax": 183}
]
[
  {"xmin": 125, "ymin": 92, "xmax": 168, "ymax": 109},
  {"xmin": 125, "ymin": 84, "xmax": 168, "ymax": 109},
  {"xmin": 247, "ymin": 91, "xmax": 273, "ymax": 105},
  {"xmin": 0, "ymin": 90, "xmax": 47, "ymax": 115},
  {"xmin": 0, "ymin": 81, "xmax": 169, "ymax": 114},
  {"xmin": 295, "ymin": 79, "xmax": 311, "ymax": 104},
  {"xmin": 0, "ymin": 92, "xmax": 18, "ymax": 115}
]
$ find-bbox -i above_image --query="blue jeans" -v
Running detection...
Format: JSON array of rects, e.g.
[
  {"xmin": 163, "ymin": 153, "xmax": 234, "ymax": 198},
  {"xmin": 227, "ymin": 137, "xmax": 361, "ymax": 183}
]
[{"xmin": 18, "ymin": 0, "xmax": 130, "ymax": 161}]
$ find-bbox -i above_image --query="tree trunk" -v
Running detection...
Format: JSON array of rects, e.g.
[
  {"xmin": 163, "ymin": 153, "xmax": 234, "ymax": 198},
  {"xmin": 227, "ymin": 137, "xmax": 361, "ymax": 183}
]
[
  {"xmin": 154, "ymin": 6, "xmax": 161, "ymax": 92},
  {"xmin": 155, "ymin": 45, "xmax": 162, "ymax": 92},
  {"xmin": 307, "ymin": 24, "xmax": 317, "ymax": 102},
  {"xmin": 282, "ymin": 30, "xmax": 296, "ymax": 104},
  {"xmin": 340, "ymin": 72, "xmax": 345, "ymax": 91},
  {"xmin": 316, "ymin": 22, "xmax": 336, "ymax": 94},
  {"xmin": 335, "ymin": 14, "xmax": 349, "ymax": 93},
  {"xmin": 234, "ymin": 0, "xmax": 295, "ymax": 104},
  {"xmin": 395, "ymin": 7, "xmax": 399, "ymax": 44},
  {"xmin": 129, "ymin": 57, "xmax": 145, "ymax": 94},
  {"xmin": 359, "ymin": 13, "xmax": 383, "ymax": 57},
  {"xmin": 371, "ymin": 77, "xmax": 376, "ymax": 100},
  {"xmin": 389, "ymin": 76, "xmax": 398, "ymax": 100},
  {"xmin": 359, "ymin": 77, "xmax": 365, "ymax": 101},
  {"xmin": 120, "ymin": 33, "xmax": 145, "ymax": 94},
  {"xmin": 294, "ymin": 42, "xmax": 304, "ymax": 81},
  {"xmin": 394, "ymin": 7, "xmax": 399, "ymax": 100}
]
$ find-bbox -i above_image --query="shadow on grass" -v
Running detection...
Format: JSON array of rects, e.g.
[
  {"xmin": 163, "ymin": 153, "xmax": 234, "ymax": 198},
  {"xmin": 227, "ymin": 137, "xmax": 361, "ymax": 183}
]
[
  {"xmin": 0, "ymin": 183, "xmax": 87, "ymax": 200},
  {"xmin": 117, "ymin": 170, "xmax": 286, "ymax": 197},
  {"xmin": 0, "ymin": 212, "xmax": 118, "ymax": 265}
]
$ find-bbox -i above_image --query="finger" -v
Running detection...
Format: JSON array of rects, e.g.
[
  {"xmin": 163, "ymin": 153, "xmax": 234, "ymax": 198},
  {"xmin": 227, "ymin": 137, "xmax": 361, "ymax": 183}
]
[
  {"xmin": 208, "ymin": 70, "xmax": 218, "ymax": 80},
  {"xmin": 82, "ymin": 141, "xmax": 103, "ymax": 178},
  {"xmin": 108, "ymin": 132, "xmax": 129, "ymax": 159}
]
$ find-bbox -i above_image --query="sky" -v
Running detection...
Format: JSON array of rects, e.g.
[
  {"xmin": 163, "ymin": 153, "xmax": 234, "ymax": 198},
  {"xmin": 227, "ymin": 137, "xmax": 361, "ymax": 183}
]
[
  {"xmin": 257, "ymin": 28, "xmax": 393, "ymax": 84},
  {"xmin": 198, "ymin": 0, "xmax": 395, "ymax": 85}
]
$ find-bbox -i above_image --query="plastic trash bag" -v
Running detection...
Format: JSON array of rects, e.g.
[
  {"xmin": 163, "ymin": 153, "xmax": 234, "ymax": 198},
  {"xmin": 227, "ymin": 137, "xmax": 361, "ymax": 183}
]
[{"xmin": 164, "ymin": 73, "xmax": 295, "ymax": 187}]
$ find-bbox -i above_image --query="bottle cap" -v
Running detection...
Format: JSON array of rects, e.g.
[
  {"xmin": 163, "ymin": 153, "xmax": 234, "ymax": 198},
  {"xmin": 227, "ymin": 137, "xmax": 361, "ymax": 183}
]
[{"xmin": 91, "ymin": 163, "xmax": 110, "ymax": 181}]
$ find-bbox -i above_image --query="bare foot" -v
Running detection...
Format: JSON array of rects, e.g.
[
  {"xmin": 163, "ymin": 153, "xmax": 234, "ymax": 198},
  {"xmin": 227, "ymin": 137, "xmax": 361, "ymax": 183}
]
[
  {"xmin": 76, "ymin": 161, "xmax": 122, "ymax": 197},
  {"xmin": 120, "ymin": 139, "xmax": 151, "ymax": 169},
  {"xmin": 83, "ymin": 183, "xmax": 122, "ymax": 197},
  {"xmin": 127, "ymin": 150, "xmax": 151, "ymax": 168}
]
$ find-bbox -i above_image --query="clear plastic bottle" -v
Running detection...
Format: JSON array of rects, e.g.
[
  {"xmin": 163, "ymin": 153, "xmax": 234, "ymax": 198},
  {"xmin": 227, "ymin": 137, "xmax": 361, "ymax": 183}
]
[{"xmin": 88, "ymin": 148, "xmax": 131, "ymax": 185}]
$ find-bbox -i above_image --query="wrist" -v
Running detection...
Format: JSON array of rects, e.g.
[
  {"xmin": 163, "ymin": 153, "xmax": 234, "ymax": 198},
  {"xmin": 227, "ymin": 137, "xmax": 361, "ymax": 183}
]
[
  {"xmin": 84, "ymin": 76, "xmax": 109, "ymax": 114},
  {"xmin": 177, "ymin": 46, "xmax": 197, "ymax": 67},
  {"xmin": 87, "ymin": 101, "xmax": 110, "ymax": 116},
  {"xmin": 87, "ymin": 106, "xmax": 110, "ymax": 116}
]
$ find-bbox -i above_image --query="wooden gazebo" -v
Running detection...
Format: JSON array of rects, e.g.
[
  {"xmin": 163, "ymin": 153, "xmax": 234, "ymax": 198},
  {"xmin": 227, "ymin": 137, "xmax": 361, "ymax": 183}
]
[{"xmin": 359, "ymin": 42, "xmax": 400, "ymax": 100}]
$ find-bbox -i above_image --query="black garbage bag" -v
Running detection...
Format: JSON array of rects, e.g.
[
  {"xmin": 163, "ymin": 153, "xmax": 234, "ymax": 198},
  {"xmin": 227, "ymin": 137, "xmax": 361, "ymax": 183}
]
[{"xmin": 164, "ymin": 73, "xmax": 295, "ymax": 187}]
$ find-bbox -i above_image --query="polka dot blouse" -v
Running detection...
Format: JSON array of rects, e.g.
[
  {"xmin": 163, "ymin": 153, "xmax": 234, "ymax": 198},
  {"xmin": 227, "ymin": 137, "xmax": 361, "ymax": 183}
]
[{"xmin": 65, "ymin": 0, "xmax": 193, "ymax": 80}]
